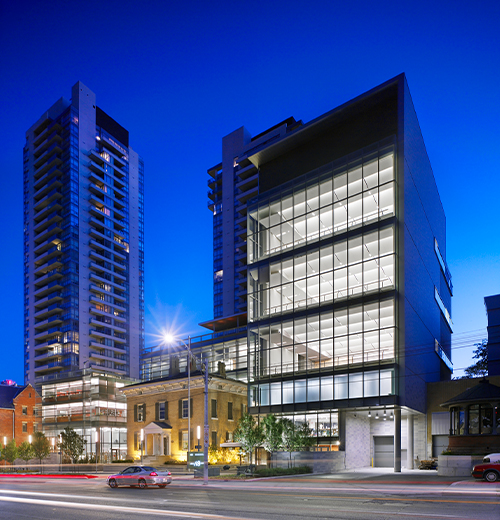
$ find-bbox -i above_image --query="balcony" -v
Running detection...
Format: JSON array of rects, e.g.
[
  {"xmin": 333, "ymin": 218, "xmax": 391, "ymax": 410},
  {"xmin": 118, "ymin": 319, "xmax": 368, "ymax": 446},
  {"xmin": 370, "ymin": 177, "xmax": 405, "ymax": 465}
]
[
  {"xmin": 35, "ymin": 314, "xmax": 63, "ymax": 331},
  {"xmin": 33, "ymin": 122, "xmax": 62, "ymax": 148},
  {"xmin": 34, "ymin": 243, "xmax": 62, "ymax": 266},
  {"xmin": 33, "ymin": 164, "xmax": 62, "ymax": 191},
  {"xmin": 34, "ymin": 155, "xmax": 62, "ymax": 178},
  {"xmin": 100, "ymin": 135, "xmax": 128, "ymax": 162},
  {"xmin": 34, "ymin": 187, "xmax": 63, "ymax": 213},
  {"xmin": 89, "ymin": 272, "xmax": 125, "ymax": 292},
  {"xmin": 34, "ymin": 201, "xmax": 63, "ymax": 223},
  {"xmin": 34, "ymin": 221, "xmax": 62, "ymax": 245},
  {"xmin": 34, "ymin": 303, "xmax": 63, "ymax": 320},
  {"xmin": 34, "ymin": 326, "xmax": 61, "ymax": 341},
  {"xmin": 34, "ymin": 360, "xmax": 64, "ymax": 375},
  {"xmin": 34, "ymin": 338, "xmax": 61, "ymax": 352},
  {"xmin": 33, "ymin": 141, "xmax": 63, "ymax": 170},
  {"xmin": 89, "ymin": 305, "xmax": 126, "ymax": 323},
  {"xmin": 34, "ymin": 279, "xmax": 64, "ymax": 298},
  {"xmin": 34, "ymin": 178, "xmax": 63, "ymax": 202},
  {"xmin": 89, "ymin": 328, "xmax": 126, "ymax": 344},
  {"xmin": 34, "ymin": 234, "xmax": 62, "ymax": 256},
  {"xmin": 34, "ymin": 291, "xmax": 63, "ymax": 310},
  {"xmin": 89, "ymin": 261, "xmax": 126, "ymax": 281},
  {"xmin": 89, "ymin": 317, "xmax": 126, "ymax": 334},
  {"xmin": 34, "ymin": 258, "xmax": 63, "ymax": 276},
  {"xmin": 89, "ymin": 283, "xmax": 126, "ymax": 303},
  {"xmin": 34, "ymin": 130, "xmax": 63, "ymax": 158},
  {"xmin": 89, "ymin": 295, "xmax": 126, "ymax": 313},
  {"xmin": 89, "ymin": 340, "xmax": 126, "ymax": 353}
]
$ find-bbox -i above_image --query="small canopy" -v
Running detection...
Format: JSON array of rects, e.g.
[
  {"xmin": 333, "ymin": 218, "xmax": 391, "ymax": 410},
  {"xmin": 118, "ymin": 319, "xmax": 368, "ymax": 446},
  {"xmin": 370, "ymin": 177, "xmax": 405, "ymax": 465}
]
[
  {"xmin": 441, "ymin": 379, "xmax": 500, "ymax": 407},
  {"xmin": 143, "ymin": 421, "xmax": 172, "ymax": 434},
  {"xmin": 219, "ymin": 442, "xmax": 242, "ymax": 448}
]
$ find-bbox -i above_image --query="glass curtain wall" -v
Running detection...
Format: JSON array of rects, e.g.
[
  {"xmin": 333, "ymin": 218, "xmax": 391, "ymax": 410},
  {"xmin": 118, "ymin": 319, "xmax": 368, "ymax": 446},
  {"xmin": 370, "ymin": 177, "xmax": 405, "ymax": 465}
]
[{"xmin": 247, "ymin": 141, "xmax": 397, "ymax": 409}]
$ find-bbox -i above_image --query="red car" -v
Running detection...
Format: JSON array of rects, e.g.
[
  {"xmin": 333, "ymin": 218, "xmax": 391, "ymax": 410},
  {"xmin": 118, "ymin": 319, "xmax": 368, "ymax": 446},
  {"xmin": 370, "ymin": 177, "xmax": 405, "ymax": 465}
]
[{"xmin": 472, "ymin": 462, "xmax": 500, "ymax": 482}]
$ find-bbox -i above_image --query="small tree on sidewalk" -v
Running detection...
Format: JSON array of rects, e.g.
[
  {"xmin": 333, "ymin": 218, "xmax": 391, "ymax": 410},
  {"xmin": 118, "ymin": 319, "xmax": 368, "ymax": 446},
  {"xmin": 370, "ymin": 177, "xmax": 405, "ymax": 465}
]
[
  {"xmin": 59, "ymin": 427, "xmax": 85, "ymax": 464},
  {"xmin": 234, "ymin": 413, "xmax": 264, "ymax": 466},
  {"xmin": 262, "ymin": 414, "xmax": 283, "ymax": 467},
  {"xmin": 18, "ymin": 441, "xmax": 35, "ymax": 467},
  {"xmin": 3, "ymin": 439, "xmax": 18, "ymax": 466},
  {"xmin": 32, "ymin": 432, "xmax": 51, "ymax": 469}
]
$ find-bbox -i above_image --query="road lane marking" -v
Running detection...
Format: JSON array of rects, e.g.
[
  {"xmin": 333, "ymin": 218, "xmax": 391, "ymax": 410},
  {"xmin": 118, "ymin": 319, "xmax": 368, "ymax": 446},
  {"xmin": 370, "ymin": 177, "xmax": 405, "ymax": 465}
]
[{"xmin": 0, "ymin": 496, "xmax": 255, "ymax": 520}]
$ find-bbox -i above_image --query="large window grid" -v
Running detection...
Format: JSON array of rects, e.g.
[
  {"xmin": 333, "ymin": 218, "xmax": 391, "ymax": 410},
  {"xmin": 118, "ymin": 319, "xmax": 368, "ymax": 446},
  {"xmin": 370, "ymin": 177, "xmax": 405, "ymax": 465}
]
[
  {"xmin": 251, "ymin": 369, "xmax": 394, "ymax": 407},
  {"xmin": 249, "ymin": 299, "xmax": 395, "ymax": 379},
  {"xmin": 248, "ymin": 150, "xmax": 395, "ymax": 264},
  {"xmin": 249, "ymin": 227, "xmax": 394, "ymax": 320}
]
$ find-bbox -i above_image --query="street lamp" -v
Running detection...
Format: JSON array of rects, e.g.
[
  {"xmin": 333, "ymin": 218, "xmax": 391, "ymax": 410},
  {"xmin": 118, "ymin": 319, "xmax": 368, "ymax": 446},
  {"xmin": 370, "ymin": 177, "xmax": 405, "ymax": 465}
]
[
  {"xmin": 29, "ymin": 435, "xmax": 32, "ymax": 445},
  {"xmin": 164, "ymin": 334, "xmax": 192, "ymax": 470},
  {"xmin": 140, "ymin": 428, "xmax": 144, "ymax": 465},
  {"xmin": 95, "ymin": 430, "xmax": 99, "ymax": 473}
]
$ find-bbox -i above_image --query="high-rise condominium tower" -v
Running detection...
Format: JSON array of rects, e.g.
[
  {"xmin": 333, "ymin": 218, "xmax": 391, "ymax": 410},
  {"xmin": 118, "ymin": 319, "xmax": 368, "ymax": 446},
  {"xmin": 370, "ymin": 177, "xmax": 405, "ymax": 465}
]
[{"xmin": 23, "ymin": 82, "xmax": 144, "ymax": 385}]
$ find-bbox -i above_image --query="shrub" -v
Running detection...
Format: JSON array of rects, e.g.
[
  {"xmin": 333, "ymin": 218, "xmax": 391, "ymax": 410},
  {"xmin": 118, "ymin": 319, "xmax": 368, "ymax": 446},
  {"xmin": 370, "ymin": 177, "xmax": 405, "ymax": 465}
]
[
  {"xmin": 112, "ymin": 459, "xmax": 134, "ymax": 463},
  {"xmin": 254, "ymin": 465, "xmax": 312, "ymax": 477}
]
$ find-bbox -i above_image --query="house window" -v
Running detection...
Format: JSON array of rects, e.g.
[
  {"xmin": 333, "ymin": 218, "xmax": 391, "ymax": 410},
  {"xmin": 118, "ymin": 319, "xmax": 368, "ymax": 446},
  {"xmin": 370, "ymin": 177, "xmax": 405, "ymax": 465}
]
[
  {"xmin": 33, "ymin": 423, "xmax": 38, "ymax": 433},
  {"xmin": 211, "ymin": 399, "xmax": 217, "ymax": 419},
  {"xmin": 22, "ymin": 406, "xmax": 28, "ymax": 415},
  {"xmin": 228, "ymin": 402, "xmax": 233, "ymax": 421},
  {"xmin": 157, "ymin": 401, "xmax": 167, "ymax": 420},
  {"xmin": 136, "ymin": 403, "xmax": 145, "ymax": 422},
  {"xmin": 182, "ymin": 431, "xmax": 189, "ymax": 451},
  {"xmin": 211, "ymin": 431, "xmax": 217, "ymax": 447},
  {"xmin": 182, "ymin": 399, "xmax": 189, "ymax": 419},
  {"xmin": 226, "ymin": 431, "xmax": 233, "ymax": 442},
  {"xmin": 22, "ymin": 422, "xmax": 28, "ymax": 433}
]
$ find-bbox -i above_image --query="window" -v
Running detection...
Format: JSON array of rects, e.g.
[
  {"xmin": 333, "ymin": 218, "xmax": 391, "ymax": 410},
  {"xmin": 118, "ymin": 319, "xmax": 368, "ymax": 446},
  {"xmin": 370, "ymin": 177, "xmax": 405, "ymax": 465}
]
[
  {"xmin": 211, "ymin": 399, "xmax": 217, "ymax": 419},
  {"xmin": 228, "ymin": 402, "xmax": 233, "ymax": 421},
  {"xmin": 33, "ymin": 423, "xmax": 38, "ymax": 433},
  {"xmin": 156, "ymin": 401, "xmax": 167, "ymax": 421},
  {"xmin": 22, "ymin": 406, "xmax": 28, "ymax": 415},
  {"xmin": 22, "ymin": 422, "xmax": 28, "ymax": 433},
  {"xmin": 178, "ymin": 399, "xmax": 192, "ymax": 419},
  {"xmin": 181, "ymin": 431, "xmax": 189, "ymax": 451},
  {"xmin": 135, "ymin": 403, "xmax": 145, "ymax": 422},
  {"xmin": 226, "ymin": 431, "xmax": 233, "ymax": 442},
  {"xmin": 182, "ymin": 399, "xmax": 189, "ymax": 419},
  {"xmin": 211, "ymin": 431, "xmax": 217, "ymax": 447}
]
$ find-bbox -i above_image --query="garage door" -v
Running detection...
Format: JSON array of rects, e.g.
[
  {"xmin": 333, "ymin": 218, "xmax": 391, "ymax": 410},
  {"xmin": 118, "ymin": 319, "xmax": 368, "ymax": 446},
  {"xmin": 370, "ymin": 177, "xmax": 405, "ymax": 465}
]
[
  {"xmin": 374, "ymin": 436, "xmax": 394, "ymax": 467},
  {"xmin": 432, "ymin": 435, "xmax": 449, "ymax": 458}
]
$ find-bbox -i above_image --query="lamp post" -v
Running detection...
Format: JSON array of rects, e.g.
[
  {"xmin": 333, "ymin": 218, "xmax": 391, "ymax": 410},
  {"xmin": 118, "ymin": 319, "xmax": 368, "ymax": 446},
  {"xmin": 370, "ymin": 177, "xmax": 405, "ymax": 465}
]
[
  {"xmin": 140, "ymin": 428, "xmax": 143, "ymax": 465},
  {"xmin": 95, "ymin": 429, "xmax": 99, "ymax": 473},
  {"xmin": 29, "ymin": 435, "xmax": 32, "ymax": 445}
]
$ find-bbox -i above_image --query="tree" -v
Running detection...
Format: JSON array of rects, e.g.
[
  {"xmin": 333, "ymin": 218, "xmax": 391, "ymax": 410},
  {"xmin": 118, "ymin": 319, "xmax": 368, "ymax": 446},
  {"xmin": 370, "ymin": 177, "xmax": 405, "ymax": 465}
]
[
  {"xmin": 59, "ymin": 427, "xmax": 85, "ymax": 463},
  {"xmin": 463, "ymin": 340, "xmax": 488, "ymax": 378},
  {"xmin": 3, "ymin": 439, "xmax": 18, "ymax": 465},
  {"xmin": 261, "ymin": 414, "xmax": 283, "ymax": 467},
  {"xmin": 32, "ymin": 431, "xmax": 51, "ymax": 466},
  {"xmin": 233, "ymin": 413, "xmax": 263, "ymax": 465},
  {"xmin": 17, "ymin": 441, "xmax": 35, "ymax": 465},
  {"xmin": 281, "ymin": 418, "xmax": 315, "ymax": 467}
]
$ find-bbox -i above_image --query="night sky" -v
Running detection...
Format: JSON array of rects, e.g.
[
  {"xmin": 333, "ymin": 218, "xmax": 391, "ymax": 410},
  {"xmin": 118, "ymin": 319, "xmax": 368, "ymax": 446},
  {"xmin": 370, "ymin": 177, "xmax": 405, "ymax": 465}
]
[{"xmin": 1, "ymin": 0, "xmax": 498, "ymax": 384}]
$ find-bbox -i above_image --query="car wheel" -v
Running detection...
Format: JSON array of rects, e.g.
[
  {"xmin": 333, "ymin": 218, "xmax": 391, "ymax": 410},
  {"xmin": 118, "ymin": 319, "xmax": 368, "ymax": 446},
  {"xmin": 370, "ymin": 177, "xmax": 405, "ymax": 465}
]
[
  {"xmin": 138, "ymin": 478, "xmax": 147, "ymax": 489},
  {"xmin": 484, "ymin": 471, "xmax": 499, "ymax": 483},
  {"xmin": 108, "ymin": 479, "xmax": 118, "ymax": 488},
  {"xmin": 158, "ymin": 484, "xmax": 167, "ymax": 488}
]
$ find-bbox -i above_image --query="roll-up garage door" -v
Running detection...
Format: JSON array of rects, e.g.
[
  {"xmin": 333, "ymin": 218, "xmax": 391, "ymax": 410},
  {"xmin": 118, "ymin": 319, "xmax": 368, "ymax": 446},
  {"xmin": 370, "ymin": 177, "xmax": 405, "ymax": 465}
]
[{"xmin": 374, "ymin": 436, "xmax": 394, "ymax": 467}]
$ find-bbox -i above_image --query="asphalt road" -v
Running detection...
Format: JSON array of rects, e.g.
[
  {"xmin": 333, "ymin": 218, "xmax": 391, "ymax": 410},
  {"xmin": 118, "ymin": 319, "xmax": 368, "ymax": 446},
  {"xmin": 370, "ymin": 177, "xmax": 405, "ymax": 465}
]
[{"xmin": 0, "ymin": 472, "xmax": 498, "ymax": 520}]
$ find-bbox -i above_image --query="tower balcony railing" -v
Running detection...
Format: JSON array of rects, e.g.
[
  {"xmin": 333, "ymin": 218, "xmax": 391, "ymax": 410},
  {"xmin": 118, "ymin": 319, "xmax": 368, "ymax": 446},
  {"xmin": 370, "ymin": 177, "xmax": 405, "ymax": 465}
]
[
  {"xmin": 34, "ymin": 360, "xmax": 64, "ymax": 374},
  {"xmin": 34, "ymin": 258, "xmax": 63, "ymax": 276},
  {"xmin": 89, "ymin": 328, "xmax": 127, "ymax": 343},
  {"xmin": 34, "ymin": 235, "xmax": 61, "ymax": 256},
  {"xmin": 89, "ymin": 305, "xmax": 126, "ymax": 322},
  {"xmin": 89, "ymin": 261, "xmax": 126, "ymax": 281},
  {"xmin": 89, "ymin": 295, "xmax": 126, "ymax": 313},
  {"xmin": 99, "ymin": 135, "xmax": 128, "ymax": 164},
  {"xmin": 34, "ymin": 291, "xmax": 63, "ymax": 310},
  {"xmin": 34, "ymin": 221, "xmax": 62, "ymax": 244},
  {"xmin": 89, "ymin": 271, "xmax": 125, "ymax": 292},
  {"xmin": 89, "ymin": 238, "xmax": 127, "ymax": 262},
  {"xmin": 33, "ymin": 141, "xmax": 63, "ymax": 169},
  {"xmin": 34, "ymin": 155, "xmax": 62, "ymax": 178},
  {"xmin": 33, "ymin": 121, "xmax": 62, "ymax": 148},
  {"xmin": 34, "ymin": 279, "xmax": 63, "ymax": 298},
  {"xmin": 34, "ymin": 348, "xmax": 63, "ymax": 362},
  {"xmin": 34, "ymin": 200, "xmax": 63, "ymax": 223},
  {"xmin": 34, "ymin": 326, "xmax": 61, "ymax": 341},
  {"xmin": 34, "ymin": 176, "xmax": 62, "ymax": 201},
  {"xmin": 33, "ymin": 187, "xmax": 63, "ymax": 212},
  {"xmin": 33, "ymin": 164, "xmax": 62, "ymax": 191},
  {"xmin": 34, "ymin": 303, "xmax": 63, "ymax": 320},
  {"xmin": 34, "ymin": 243, "xmax": 62, "ymax": 264},
  {"xmin": 89, "ymin": 249, "xmax": 126, "ymax": 270},
  {"xmin": 35, "ymin": 314, "xmax": 63, "ymax": 331},
  {"xmin": 34, "ymin": 337, "xmax": 61, "ymax": 352},
  {"xmin": 89, "ymin": 283, "xmax": 126, "ymax": 302},
  {"xmin": 33, "ymin": 129, "xmax": 62, "ymax": 158},
  {"xmin": 89, "ymin": 340, "xmax": 127, "ymax": 353},
  {"xmin": 89, "ymin": 317, "xmax": 127, "ymax": 333},
  {"xmin": 89, "ymin": 170, "xmax": 127, "ymax": 200},
  {"xmin": 88, "ymin": 206, "xmax": 126, "ymax": 231}
]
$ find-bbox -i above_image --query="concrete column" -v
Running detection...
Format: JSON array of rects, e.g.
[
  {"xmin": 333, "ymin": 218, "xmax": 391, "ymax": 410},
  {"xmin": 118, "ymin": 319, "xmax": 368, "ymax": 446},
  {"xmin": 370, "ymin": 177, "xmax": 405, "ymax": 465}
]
[
  {"xmin": 339, "ymin": 411, "xmax": 346, "ymax": 452},
  {"xmin": 394, "ymin": 408, "xmax": 401, "ymax": 472},
  {"xmin": 407, "ymin": 415, "xmax": 414, "ymax": 469}
]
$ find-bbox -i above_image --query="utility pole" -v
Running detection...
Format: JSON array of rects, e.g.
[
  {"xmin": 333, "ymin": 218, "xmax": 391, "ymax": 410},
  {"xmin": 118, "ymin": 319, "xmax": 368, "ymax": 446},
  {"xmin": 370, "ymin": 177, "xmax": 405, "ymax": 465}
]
[{"xmin": 203, "ymin": 356, "xmax": 209, "ymax": 485}]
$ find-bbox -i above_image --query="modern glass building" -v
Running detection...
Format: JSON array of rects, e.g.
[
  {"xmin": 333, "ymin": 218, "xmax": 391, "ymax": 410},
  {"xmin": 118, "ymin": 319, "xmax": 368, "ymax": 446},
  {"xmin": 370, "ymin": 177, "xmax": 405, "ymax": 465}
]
[
  {"xmin": 208, "ymin": 74, "xmax": 453, "ymax": 469},
  {"xmin": 23, "ymin": 81, "xmax": 144, "ymax": 385}
]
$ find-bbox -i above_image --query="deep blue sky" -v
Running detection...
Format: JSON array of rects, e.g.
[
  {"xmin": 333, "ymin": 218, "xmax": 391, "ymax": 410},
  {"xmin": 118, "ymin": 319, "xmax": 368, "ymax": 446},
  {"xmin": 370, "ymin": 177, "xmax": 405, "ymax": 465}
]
[{"xmin": 1, "ymin": 0, "xmax": 498, "ymax": 384}]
